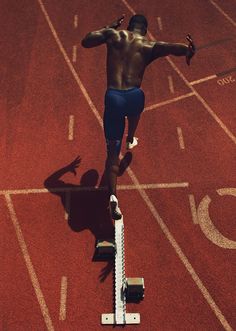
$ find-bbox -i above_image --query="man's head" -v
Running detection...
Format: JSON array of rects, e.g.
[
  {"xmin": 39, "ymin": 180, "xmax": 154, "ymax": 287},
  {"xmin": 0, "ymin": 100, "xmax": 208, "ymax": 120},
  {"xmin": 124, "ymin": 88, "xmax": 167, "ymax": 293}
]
[{"xmin": 127, "ymin": 14, "xmax": 148, "ymax": 35}]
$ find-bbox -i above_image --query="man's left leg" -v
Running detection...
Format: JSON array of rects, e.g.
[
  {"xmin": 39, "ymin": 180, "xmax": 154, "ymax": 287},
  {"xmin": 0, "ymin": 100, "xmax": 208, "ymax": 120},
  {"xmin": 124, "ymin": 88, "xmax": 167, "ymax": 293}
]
[
  {"xmin": 105, "ymin": 140, "xmax": 122, "ymax": 219},
  {"xmin": 126, "ymin": 114, "xmax": 141, "ymax": 149},
  {"xmin": 105, "ymin": 141, "xmax": 120, "ymax": 196},
  {"xmin": 126, "ymin": 87, "xmax": 145, "ymax": 149}
]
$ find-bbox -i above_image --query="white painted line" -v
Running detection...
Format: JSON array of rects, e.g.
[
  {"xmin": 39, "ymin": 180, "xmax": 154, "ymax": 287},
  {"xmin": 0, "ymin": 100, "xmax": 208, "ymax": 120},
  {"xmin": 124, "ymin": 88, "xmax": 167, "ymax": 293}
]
[
  {"xmin": 189, "ymin": 194, "xmax": 198, "ymax": 224},
  {"xmin": 64, "ymin": 192, "xmax": 71, "ymax": 220},
  {"xmin": 5, "ymin": 194, "xmax": 54, "ymax": 331},
  {"xmin": 190, "ymin": 75, "xmax": 217, "ymax": 86},
  {"xmin": 165, "ymin": 52, "xmax": 236, "ymax": 145},
  {"xmin": 37, "ymin": 1, "xmax": 233, "ymax": 329},
  {"xmin": 68, "ymin": 115, "xmax": 74, "ymax": 140},
  {"xmin": 168, "ymin": 75, "xmax": 174, "ymax": 93},
  {"xmin": 144, "ymin": 92, "xmax": 195, "ymax": 111},
  {"xmin": 177, "ymin": 127, "xmax": 185, "ymax": 150},
  {"xmin": 74, "ymin": 15, "xmax": 78, "ymax": 28},
  {"xmin": 59, "ymin": 276, "xmax": 67, "ymax": 321},
  {"xmin": 157, "ymin": 17, "xmax": 163, "ymax": 31},
  {"xmin": 0, "ymin": 182, "xmax": 189, "ymax": 195},
  {"xmin": 120, "ymin": 183, "xmax": 189, "ymax": 189},
  {"xmin": 72, "ymin": 45, "xmax": 77, "ymax": 63},
  {"xmin": 210, "ymin": 0, "xmax": 236, "ymax": 27},
  {"xmin": 37, "ymin": 0, "xmax": 103, "ymax": 127}
]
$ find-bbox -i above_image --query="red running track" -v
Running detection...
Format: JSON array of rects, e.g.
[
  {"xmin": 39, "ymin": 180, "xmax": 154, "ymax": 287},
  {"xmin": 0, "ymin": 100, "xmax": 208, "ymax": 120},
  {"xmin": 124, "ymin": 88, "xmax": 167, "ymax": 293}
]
[{"xmin": 1, "ymin": 0, "xmax": 236, "ymax": 330}]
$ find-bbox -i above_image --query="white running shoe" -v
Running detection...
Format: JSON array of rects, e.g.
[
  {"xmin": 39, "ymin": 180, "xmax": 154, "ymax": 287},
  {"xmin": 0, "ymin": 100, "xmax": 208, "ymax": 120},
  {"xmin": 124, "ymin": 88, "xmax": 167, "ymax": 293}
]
[
  {"xmin": 126, "ymin": 137, "xmax": 138, "ymax": 150},
  {"xmin": 109, "ymin": 195, "xmax": 122, "ymax": 220}
]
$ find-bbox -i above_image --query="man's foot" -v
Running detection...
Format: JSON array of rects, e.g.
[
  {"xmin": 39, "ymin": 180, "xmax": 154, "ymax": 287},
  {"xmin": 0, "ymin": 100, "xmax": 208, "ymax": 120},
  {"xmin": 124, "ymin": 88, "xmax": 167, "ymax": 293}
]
[
  {"xmin": 109, "ymin": 194, "xmax": 122, "ymax": 220},
  {"xmin": 126, "ymin": 137, "xmax": 138, "ymax": 150}
]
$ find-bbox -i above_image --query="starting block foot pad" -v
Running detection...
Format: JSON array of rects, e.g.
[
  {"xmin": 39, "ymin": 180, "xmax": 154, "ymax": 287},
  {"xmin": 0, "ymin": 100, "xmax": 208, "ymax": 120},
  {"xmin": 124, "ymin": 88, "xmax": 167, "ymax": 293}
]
[
  {"xmin": 93, "ymin": 239, "xmax": 115, "ymax": 261},
  {"xmin": 101, "ymin": 313, "xmax": 140, "ymax": 325},
  {"xmin": 125, "ymin": 278, "xmax": 145, "ymax": 301}
]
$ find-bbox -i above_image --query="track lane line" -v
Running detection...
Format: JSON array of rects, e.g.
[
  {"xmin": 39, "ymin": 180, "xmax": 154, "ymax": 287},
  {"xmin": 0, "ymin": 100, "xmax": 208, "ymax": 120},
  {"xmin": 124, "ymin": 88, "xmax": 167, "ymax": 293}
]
[
  {"xmin": 5, "ymin": 194, "xmax": 54, "ymax": 331},
  {"xmin": 143, "ymin": 30, "xmax": 236, "ymax": 145},
  {"xmin": 37, "ymin": 1, "xmax": 233, "ymax": 329},
  {"xmin": 209, "ymin": 0, "xmax": 236, "ymax": 27},
  {"xmin": 144, "ymin": 92, "xmax": 195, "ymax": 111},
  {"xmin": 0, "ymin": 182, "xmax": 189, "ymax": 195},
  {"xmin": 190, "ymin": 75, "xmax": 217, "ymax": 86}
]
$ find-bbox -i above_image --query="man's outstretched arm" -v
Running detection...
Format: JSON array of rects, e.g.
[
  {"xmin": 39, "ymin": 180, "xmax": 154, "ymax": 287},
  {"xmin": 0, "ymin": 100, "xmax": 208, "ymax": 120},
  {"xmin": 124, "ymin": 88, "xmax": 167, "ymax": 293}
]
[
  {"xmin": 150, "ymin": 35, "xmax": 196, "ymax": 65},
  {"xmin": 81, "ymin": 15, "xmax": 125, "ymax": 48}
]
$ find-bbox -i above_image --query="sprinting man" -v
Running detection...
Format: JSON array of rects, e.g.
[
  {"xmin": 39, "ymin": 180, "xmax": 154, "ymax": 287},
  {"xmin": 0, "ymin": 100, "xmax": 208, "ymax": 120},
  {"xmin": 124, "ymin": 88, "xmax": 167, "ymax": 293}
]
[{"xmin": 81, "ymin": 14, "xmax": 195, "ymax": 220}]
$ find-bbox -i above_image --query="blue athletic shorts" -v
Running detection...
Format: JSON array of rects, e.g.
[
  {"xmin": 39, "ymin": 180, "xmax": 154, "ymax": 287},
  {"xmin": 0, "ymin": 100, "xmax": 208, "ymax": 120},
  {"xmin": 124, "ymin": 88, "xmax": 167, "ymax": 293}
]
[{"xmin": 103, "ymin": 87, "xmax": 145, "ymax": 154}]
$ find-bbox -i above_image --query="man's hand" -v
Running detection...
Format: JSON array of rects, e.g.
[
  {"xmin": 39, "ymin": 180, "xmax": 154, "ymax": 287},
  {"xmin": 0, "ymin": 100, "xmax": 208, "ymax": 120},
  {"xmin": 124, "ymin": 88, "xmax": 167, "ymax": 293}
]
[
  {"xmin": 186, "ymin": 34, "xmax": 196, "ymax": 65},
  {"xmin": 106, "ymin": 14, "xmax": 125, "ymax": 29},
  {"xmin": 66, "ymin": 156, "xmax": 81, "ymax": 176}
]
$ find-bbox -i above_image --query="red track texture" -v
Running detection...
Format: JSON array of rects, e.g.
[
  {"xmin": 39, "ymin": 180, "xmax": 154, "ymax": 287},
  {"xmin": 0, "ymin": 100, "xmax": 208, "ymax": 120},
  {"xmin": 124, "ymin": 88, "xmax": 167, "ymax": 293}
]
[{"xmin": 1, "ymin": 0, "xmax": 236, "ymax": 330}]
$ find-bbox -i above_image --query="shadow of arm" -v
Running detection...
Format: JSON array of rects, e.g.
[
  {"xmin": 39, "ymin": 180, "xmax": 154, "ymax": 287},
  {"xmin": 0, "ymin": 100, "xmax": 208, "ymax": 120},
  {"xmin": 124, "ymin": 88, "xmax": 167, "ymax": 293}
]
[{"xmin": 44, "ymin": 156, "xmax": 81, "ymax": 193}]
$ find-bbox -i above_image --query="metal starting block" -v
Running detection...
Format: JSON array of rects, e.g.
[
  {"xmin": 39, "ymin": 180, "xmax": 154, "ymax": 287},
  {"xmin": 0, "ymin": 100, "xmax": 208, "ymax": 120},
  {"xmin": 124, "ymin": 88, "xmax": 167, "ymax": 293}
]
[
  {"xmin": 95, "ymin": 239, "xmax": 115, "ymax": 258},
  {"xmin": 125, "ymin": 278, "xmax": 145, "ymax": 301},
  {"xmin": 101, "ymin": 218, "xmax": 143, "ymax": 325}
]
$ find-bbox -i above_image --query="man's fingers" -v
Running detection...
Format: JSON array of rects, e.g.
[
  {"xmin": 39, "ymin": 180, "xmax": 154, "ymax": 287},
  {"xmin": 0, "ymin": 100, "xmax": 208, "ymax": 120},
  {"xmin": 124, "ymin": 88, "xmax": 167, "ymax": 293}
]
[
  {"xmin": 118, "ymin": 14, "xmax": 125, "ymax": 24},
  {"xmin": 186, "ymin": 34, "xmax": 196, "ymax": 50},
  {"xmin": 74, "ymin": 156, "xmax": 81, "ymax": 162},
  {"xmin": 186, "ymin": 34, "xmax": 192, "ymax": 41}
]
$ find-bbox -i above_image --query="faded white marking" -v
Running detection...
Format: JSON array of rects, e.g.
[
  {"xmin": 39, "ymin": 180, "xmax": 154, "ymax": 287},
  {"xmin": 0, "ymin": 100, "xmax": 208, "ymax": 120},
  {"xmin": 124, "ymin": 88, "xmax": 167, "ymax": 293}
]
[
  {"xmin": 157, "ymin": 17, "xmax": 163, "ymax": 30},
  {"xmin": 72, "ymin": 45, "xmax": 77, "ymax": 63},
  {"xmin": 189, "ymin": 194, "xmax": 198, "ymax": 224},
  {"xmin": 68, "ymin": 115, "xmax": 74, "ymax": 140},
  {"xmin": 177, "ymin": 127, "xmax": 185, "ymax": 150},
  {"xmin": 168, "ymin": 75, "xmax": 174, "ymax": 93},
  {"xmin": 74, "ymin": 15, "xmax": 78, "ymax": 28},
  {"xmin": 59, "ymin": 276, "xmax": 68, "ymax": 320}
]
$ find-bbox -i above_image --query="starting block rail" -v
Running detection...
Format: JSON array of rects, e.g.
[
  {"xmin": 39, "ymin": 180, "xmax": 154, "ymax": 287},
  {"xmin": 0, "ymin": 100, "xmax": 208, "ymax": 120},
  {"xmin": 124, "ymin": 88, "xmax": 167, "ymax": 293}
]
[{"xmin": 101, "ymin": 217, "xmax": 143, "ymax": 325}]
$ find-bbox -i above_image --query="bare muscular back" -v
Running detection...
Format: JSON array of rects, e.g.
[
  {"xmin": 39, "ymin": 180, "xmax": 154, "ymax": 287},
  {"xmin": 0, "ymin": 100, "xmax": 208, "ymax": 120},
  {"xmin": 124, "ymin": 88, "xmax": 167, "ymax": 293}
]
[
  {"xmin": 82, "ymin": 25, "xmax": 193, "ymax": 90},
  {"xmin": 106, "ymin": 30, "xmax": 153, "ymax": 90}
]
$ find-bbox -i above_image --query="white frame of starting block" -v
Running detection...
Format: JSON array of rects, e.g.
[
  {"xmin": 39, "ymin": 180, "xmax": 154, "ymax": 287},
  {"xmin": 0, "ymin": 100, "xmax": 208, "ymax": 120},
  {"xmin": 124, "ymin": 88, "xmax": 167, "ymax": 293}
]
[
  {"xmin": 101, "ymin": 217, "xmax": 142, "ymax": 325},
  {"xmin": 101, "ymin": 313, "xmax": 140, "ymax": 325}
]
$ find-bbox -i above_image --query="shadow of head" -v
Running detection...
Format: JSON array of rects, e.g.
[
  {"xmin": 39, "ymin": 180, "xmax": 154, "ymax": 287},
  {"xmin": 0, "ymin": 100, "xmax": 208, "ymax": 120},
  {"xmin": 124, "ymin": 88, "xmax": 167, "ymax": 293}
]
[{"xmin": 80, "ymin": 169, "xmax": 99, "ymax": 187}]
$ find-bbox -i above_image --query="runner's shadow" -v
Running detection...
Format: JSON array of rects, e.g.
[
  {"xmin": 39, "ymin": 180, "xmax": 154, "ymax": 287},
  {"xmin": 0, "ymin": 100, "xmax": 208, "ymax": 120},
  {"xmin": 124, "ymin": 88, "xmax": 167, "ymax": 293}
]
[
  {"xmin": 44, "ymin": 155, "xmax": 132, "ymax": 282},
  {"xmin": 44, "ymin": 158, "xmax": 114, "ymax": 241}
]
